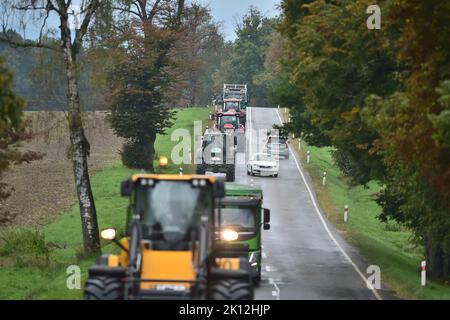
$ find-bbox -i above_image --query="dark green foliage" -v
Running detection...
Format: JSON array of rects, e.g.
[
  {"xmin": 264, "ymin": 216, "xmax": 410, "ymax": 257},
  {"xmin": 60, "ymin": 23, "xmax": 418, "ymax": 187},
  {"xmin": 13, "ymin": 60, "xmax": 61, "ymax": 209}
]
[
  {"xmin": 107, "ymin": 22, "xmax": 177, "ymax": 172},
  {"xmin": 120, "ymin": 140, "xmax": 158, "ymax": 170}
]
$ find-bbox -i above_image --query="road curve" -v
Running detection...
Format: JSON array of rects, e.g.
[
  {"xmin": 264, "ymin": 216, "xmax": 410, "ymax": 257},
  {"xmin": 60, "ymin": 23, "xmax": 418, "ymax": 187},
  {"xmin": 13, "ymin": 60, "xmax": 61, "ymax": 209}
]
[{"xmin": 235, "ymin": 107, "xmax": 396, "ymax": 300}]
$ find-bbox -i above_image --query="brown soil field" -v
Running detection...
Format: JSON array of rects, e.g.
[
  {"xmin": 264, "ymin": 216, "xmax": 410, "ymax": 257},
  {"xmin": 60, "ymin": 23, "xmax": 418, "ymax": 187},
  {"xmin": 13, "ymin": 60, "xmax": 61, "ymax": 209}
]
[{"xmin": 1, "ymin": 111, "xmax": 123, "ymax": 228}]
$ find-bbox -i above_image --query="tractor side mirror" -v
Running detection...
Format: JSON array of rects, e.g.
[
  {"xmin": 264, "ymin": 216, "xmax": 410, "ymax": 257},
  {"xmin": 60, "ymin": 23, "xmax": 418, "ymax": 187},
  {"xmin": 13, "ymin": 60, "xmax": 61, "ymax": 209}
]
[
  {"xmin": 214, "ymin": 181, "xmax": 225, "ymax": 198},
  {"xmin": 263, "ymin": 208, "xmax": 271, "ymax": 230},
  {"xmin": 121, "ymin": 179, "xmax": 132, "ymax": 197}
]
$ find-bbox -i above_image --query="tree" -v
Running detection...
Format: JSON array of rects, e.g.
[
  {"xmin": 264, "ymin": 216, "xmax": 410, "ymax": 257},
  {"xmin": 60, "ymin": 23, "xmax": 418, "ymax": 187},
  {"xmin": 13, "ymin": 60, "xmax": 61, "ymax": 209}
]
[
  {"xmin": 108, "ymin": 0, "xmax": 184, "ymax": 172},
  {"xmin": 279, "ymin": 0, "xmax": 399, "ymax": 185},
  {"xmin": 176, "ymin": 4, "xmax": 225, "ymax": 106},
  {"xmin": 365, "ymin": 0, "xmax": 450, "ymax": 280},
  {"xmin": 224, "ymin": 6, "xmax": 277, "ymax": 106},
  {"xmin": 278, "ymin": 0, "xmax": 450, "ymax": 281},
  {"xmin": 1, "ymin": 0, "xmax": 104, "ymax": 254},
  {"xmin": 107, "ymin": 23, "xmax": 177, "ymax": 171},
  {"xmin": 0, "ymin": 56, "xmax": 42, "ymax": 224}
]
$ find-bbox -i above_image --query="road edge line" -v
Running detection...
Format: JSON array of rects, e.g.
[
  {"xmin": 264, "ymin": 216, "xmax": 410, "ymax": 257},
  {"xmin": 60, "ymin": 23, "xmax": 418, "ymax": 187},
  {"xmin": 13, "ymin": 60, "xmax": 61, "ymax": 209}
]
[{"xmin": 275, "ymin": 109, "xmax": 382, "ymax": 301}]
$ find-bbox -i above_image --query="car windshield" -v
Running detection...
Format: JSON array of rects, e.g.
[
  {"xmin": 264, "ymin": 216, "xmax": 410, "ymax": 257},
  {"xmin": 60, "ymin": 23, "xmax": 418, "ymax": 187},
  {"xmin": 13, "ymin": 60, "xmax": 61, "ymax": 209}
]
[
  {"xmin": 253, "ymin": 154, "xmax": 274, "ymax": 162},
  {"xmin": 220, "ymin": 205, "xmax": 256, "ymax": 229},
  {"xmin": 134, "ymin": 181, "xmax": 212, "ymax": 241}
]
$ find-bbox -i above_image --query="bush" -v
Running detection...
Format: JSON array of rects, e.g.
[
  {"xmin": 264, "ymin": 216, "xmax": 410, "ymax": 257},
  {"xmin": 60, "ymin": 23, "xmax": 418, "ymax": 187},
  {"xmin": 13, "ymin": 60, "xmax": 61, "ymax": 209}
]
[
  {"xmin": 0, "ymin": 229, "xmax": 51, "ymax": 268},
  {"xmin": 121, "ymin": 140, "xmax": 155, "ymax": 170}
]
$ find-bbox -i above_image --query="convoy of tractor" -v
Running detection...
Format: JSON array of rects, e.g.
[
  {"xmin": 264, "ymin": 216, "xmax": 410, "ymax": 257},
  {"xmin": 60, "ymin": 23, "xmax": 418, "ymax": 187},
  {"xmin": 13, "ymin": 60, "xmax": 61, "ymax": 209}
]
[{"xmin": 84, "ymin": 84, "xmax": 287, "ymax": 300}]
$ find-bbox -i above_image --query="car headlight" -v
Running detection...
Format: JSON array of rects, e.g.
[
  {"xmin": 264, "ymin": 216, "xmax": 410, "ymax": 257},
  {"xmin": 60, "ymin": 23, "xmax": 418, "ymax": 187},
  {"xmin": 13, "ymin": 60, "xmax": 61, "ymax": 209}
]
[
  {"xmin": 249, "ymin": 251, "xmax": 261, "ymax": 267},
  {"xmin": 221, "ymin": 229, "xmax": 239, "ymax": 241}
]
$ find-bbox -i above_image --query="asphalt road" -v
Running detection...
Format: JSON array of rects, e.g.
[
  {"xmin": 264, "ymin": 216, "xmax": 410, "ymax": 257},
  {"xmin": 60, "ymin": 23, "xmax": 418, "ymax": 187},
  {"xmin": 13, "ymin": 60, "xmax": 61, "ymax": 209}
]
[{"xmin": 236, "ymin": 107, "xmax": 396, "ymax": 300}]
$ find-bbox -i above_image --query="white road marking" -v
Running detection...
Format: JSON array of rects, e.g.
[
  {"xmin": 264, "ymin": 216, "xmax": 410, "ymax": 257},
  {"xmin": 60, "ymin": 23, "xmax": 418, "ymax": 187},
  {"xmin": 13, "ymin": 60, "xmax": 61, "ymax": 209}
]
[
  {"xmin": 269, "ymin": 278, "xmax": 280, "ymax": 300},
  {"xmin": 262, "ymin": 252, "xmax": 267, "ymax": 259},
  {"xmin": 275, "ymin": 109, "xmax": 382, "ymax": 301},
  {"xmin": 248, "ymin": 107, "xmax": 253, "ymax": 156}
]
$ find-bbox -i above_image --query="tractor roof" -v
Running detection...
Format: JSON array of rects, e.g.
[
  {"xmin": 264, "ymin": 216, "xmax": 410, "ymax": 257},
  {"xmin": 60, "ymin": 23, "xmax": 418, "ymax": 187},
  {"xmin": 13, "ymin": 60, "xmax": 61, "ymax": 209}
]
[
  {"xmin": 131, "ymin": 173, "xmax": 218, "ymax": 183},
  {"xmin": 225, "ymin": 183, "xmax": 263, "ymax": 199},
  {"xmin": 221, "ymin": 197, "xmax": 261, "ymax": 206}
]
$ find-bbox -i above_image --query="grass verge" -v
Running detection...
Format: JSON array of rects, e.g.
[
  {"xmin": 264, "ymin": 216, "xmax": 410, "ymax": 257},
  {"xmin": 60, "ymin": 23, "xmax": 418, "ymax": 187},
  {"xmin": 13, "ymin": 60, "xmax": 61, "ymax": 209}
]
[
  {"xmin": 0, "ymin": 107, "xmax": 211, "ymax": 299},
  {"xmin": 293, "ymin": 140, "xmax": 450, "ymax": 299}
]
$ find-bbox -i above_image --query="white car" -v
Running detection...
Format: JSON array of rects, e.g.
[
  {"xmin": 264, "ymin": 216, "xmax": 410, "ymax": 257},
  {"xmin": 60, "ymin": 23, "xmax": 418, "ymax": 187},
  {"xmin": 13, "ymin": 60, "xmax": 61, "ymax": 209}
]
[{"xmin": 247, "ymin": 153, "xmax": 279, "ymax": 177}]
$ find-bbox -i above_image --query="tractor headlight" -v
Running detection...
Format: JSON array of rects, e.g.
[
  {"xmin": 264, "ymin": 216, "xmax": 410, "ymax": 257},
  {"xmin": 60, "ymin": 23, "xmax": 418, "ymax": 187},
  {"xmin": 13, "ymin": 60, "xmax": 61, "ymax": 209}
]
[
  {"xmin": 221, "ymin": 229, "xmax": 239, "ymax": 241},
  {"xmin": 100, "ymin": 228, "xmax": 117, "ymax": 240}
]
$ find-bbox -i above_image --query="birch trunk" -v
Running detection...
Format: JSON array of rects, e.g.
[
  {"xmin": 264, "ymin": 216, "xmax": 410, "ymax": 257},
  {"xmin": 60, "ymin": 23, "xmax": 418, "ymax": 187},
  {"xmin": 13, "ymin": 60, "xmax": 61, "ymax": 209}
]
[{"xmin": 60, "ymin": 10, "xmax": 100, "ymax": 255}]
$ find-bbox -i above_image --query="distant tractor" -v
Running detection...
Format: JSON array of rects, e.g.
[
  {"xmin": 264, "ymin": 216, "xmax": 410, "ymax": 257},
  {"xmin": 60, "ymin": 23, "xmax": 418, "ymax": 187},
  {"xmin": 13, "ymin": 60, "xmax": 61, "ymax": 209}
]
[
  {"xmin": 223, "ymin": 84, "xmax": 248, "ymax": 109},
  {"xmin": 215, "ymin": 111, "xmax": 246, "ymax": 153},
  {"xmin": 222, "ymin": 98, "xmax": 246, "ymax": 125},
  {"xmin": 84, "ymin": 173, "xmax": 254, "ymax": 300},
  {"xmin": 196, "ymin": 129, "xmax": 236, "ymax": 182},
  {"xmin": 216, "ymin": 111, "xmax": 245, "ymax": 133}
]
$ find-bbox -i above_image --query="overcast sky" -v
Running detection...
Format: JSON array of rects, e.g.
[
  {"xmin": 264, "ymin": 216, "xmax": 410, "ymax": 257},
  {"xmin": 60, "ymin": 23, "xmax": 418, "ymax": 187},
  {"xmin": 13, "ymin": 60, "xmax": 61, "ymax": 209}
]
[{"xmin": 197, "ymin": 0, "xmax": 281, "ymax": 41}]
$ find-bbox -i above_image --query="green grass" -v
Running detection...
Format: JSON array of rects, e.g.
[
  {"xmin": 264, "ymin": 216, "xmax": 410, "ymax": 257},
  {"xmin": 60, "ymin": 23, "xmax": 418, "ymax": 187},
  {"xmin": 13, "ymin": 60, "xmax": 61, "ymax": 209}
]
[
  {"xmin": 295, "ymin": 142, "xmax": 450, "ymax": 299},
  {"xmin": 0, "ymin": 107, "xmax": 211, "ymax": 299}
]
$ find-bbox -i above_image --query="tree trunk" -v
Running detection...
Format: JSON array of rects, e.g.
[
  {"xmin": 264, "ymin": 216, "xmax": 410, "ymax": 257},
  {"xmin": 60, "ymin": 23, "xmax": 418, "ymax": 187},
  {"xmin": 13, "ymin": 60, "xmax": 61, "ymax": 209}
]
[
  {"xmin": 146, "ymin": 132, "xmax": 157, "ymax": 173},
  {"xmin": 425, "ymin": 241, "xmax": 449, "ymax": 281},
  {"xmin": 62, "ymin": 37, "xmax": 100, "ymax": 255}
]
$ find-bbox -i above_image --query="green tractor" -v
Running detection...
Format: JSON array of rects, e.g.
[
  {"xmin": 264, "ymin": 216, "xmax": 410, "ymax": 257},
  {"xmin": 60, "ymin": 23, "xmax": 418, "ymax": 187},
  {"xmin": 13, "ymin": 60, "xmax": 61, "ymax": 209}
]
[{"xmin": 218, "ymin": 183, "xmax": 271, "ymax": 285}]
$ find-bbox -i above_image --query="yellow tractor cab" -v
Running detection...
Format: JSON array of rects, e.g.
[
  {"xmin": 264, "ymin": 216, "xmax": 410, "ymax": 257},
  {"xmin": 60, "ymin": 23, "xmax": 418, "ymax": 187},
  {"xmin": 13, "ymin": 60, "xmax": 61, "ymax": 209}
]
[{"xmin": 84, "ymin": 173, "xmax": 254, "ymax": 300}]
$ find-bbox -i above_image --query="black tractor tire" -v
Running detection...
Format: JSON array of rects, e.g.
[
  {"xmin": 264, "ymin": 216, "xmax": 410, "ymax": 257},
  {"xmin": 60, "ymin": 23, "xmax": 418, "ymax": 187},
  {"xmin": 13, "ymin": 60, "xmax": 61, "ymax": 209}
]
[
  {"xmin": 208, "ymin": 279, "xmax": 253, "ymax": 300},
  {"xmin": 226, "ymin": 166, "xmax": 235, "ymax": 182},
  {"xmin": 253, "ymin": 266, "xmax": 262, "ymax": 286},
  {"xmin": 84, "ymin": 276, "xmax": 124, "ymax": 300}
]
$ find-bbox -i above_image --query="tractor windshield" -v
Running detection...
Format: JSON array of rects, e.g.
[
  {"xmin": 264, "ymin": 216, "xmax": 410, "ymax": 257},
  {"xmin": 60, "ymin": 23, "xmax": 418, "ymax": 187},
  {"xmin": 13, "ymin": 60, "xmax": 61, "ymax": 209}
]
[
  {"xmin": 220, "ymin": 205, "xmax": 256, "ymax": 230},
  {"xmin": 219, "ymin": 115, "xmax": 238, "ymax": 130},
  {"xmin": 134, "ymin": 181, "xmax": 212, "ymax": 242},
  {"xmin": 224, "ymin": 102, "xmax": 240, "ymax": 112}
]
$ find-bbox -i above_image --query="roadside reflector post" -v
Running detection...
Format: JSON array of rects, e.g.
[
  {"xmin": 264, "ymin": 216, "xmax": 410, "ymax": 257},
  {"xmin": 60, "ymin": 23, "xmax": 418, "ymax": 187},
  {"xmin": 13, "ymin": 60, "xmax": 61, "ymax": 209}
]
[
  {"xmin": 344, "ymin": 205, "xmax": 349, "ymax": 223},
  {"xmin": 292, "ymin": 133, "xmax": 295, "ymax": 139},
  {"xmin": 277, "ymin": 105, "xmax": 280, "ymax": 109},
  {"xmin": 179, "ymin": 167, "xmax": 183, "ymax": 175},
  {"xmin": 323, "ymin": 172, "xmax": 327, "ymax": 185},
  {"xmin": 288, "ymin": 117, "xmax": 291, "ymax": 123},
  {"xmin": 298, "ymin": 138, "xmax": 301, "ymax": 150},
  {"xmin": 421, "ymin": 261, "xmax": 426, "ymax": 287},
  {"xmin": 306, "ymin": 151, "xmax": 311, "ymax": 164}
]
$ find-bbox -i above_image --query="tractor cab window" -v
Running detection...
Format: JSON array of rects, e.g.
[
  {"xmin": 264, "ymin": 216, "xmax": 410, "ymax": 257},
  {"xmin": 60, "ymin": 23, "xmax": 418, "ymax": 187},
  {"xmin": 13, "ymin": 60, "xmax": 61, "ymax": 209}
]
[
  {"xmin": 134, "ymin": 181, "xmax": 212, "ymax": 244},
  {"xmin": 223, "ymin": 101, "xmax": 240, "ymax": 112},
  {"xmin": 220, "ymin": 205, "xmax": 257, "ymax": 230},
  {"xmin": 203, "ymin": 134, "xmax": 224, "ymax": 149},
  {"xmin": 219, "ymin": 115, "xmax": 238, "ymax": 130}
]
